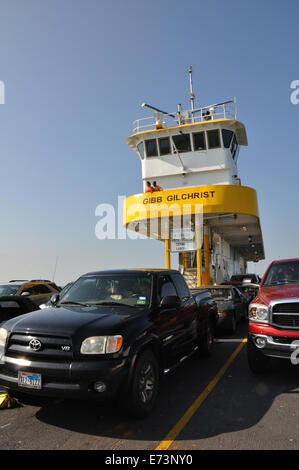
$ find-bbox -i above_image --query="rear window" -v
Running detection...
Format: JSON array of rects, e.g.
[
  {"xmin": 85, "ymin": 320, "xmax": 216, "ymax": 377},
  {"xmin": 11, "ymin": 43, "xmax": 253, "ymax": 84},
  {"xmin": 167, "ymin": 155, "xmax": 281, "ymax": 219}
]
[
  {"xmin": 231, "ymin": 275, "xmax": 247, "ymax": 282},
  {"xmin": 210, "ymin": 288, "xmax": 232, "ymax": 300},
  {"xmin": 230, "ymin": 274, "xmax": 257, "ymax": 283}
]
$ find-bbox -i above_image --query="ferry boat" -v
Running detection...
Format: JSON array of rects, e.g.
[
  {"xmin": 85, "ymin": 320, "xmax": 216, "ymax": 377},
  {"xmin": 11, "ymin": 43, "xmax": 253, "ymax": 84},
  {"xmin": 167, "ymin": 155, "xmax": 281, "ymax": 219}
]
[{"xmin": 123, "ymin": 67, "xmax": 265, "ymax": 287}]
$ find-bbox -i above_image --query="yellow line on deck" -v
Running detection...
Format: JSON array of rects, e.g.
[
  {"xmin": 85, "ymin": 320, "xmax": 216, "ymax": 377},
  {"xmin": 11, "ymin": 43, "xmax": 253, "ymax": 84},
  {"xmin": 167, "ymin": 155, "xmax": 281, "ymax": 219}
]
[{"xmin": 156, "ymin": 338, "xmax": 247, "ymax": 451}]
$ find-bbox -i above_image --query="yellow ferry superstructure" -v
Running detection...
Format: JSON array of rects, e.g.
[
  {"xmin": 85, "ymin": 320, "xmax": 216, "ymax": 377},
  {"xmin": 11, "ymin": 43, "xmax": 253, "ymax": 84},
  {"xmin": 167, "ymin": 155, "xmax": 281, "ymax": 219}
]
[{"xmin": 123, "ymin": 69, "xmax": 264, "ymax": 287}]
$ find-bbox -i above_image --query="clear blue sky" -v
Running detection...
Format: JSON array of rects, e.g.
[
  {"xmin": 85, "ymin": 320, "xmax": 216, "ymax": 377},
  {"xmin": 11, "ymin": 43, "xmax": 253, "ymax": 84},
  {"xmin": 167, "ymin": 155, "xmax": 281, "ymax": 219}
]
[{"xmin": 0, "ymin": 0, "xmax": 298, "ymax": 285}]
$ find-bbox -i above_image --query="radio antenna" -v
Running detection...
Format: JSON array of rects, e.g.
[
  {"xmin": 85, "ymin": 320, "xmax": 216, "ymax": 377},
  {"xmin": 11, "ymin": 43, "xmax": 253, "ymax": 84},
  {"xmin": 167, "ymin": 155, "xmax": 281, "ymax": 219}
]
[{"xmin": 188, "ymin": 66, "xmax": 195, "ymax": 111}]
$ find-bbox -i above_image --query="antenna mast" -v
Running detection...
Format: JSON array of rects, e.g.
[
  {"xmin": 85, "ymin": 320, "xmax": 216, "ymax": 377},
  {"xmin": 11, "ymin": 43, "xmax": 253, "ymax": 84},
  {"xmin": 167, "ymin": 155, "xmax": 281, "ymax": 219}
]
[{"xmin": 188, "ymin": 66, "xmax": 195, "ymax": 111}]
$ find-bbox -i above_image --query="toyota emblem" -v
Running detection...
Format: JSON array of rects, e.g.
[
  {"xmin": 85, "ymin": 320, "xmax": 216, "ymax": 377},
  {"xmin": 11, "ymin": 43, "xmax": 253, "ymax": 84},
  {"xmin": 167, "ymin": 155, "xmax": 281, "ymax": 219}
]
[{"xmin": 29, "ymin": 338, "xmax": 42, "ymax": 351}]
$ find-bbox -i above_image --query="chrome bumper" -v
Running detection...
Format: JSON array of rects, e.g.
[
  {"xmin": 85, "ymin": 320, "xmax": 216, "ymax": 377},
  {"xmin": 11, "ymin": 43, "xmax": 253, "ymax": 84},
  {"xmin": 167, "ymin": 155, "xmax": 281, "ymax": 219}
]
[{"xmin": 249, "ymin": 333, "xmax": 299, "ymax": 360}]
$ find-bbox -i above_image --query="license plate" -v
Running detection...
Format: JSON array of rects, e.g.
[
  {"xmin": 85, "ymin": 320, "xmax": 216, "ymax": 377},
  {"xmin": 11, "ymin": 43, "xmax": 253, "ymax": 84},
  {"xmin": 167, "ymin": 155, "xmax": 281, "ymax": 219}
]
[{"xmin": 18, "ymin": 371, "xmax": 42, "ymax": 389}]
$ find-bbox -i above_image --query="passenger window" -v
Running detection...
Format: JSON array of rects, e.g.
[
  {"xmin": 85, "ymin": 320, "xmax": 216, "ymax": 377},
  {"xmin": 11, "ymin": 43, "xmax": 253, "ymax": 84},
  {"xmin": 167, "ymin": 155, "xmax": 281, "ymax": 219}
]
[
  {"xmin": 137, "ymin": 142, "xmax": 145, "ymax": 160},
  {"xmin": 222, "ymin": 130, "xmax": 234, "ymax": 148},
  {"xmin": 36, "ymin": 285, "xmax": 51, "ymax": 294},
  {"xmin": 159, "ymin": 275, "xmax": 178, "ymax": 300},
  {"xmin": 172, "ymin": 274, "xmax": 190, "ymax": 302},
  {"xmin": 23, "ymin": 286, "xmax": 37, "ymax": 295},
  {"xmin": 158, "ymin": 137, "xmax": 171, "ymax": 156},
  {"xmin": 145, "ymin": 139, "xmax": 158, "ymax": 157},
  {"xmin": 207, "ymin": 130, "xmax": 220, "ymax": 149},
  {"xmin": 193, "ymin": 132, "xmax": 206, "ymax": 151},
  {"xmin": 172, "ymin": 134, "xmax": 191, "ymax": 153}
]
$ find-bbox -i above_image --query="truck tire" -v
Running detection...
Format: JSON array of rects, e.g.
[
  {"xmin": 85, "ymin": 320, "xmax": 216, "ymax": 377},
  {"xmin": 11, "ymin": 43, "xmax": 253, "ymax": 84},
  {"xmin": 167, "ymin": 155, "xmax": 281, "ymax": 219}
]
[
  {"xmin": 247, "ymin": 337, "xmax": 271, "ymax": 373},
  {"xmin": 126, "ymin": 349, "xmax": 160, "ymax": 418},
  {"xmin": 198, "ymin": 320, "xmax": 214, "ymax": 357}
]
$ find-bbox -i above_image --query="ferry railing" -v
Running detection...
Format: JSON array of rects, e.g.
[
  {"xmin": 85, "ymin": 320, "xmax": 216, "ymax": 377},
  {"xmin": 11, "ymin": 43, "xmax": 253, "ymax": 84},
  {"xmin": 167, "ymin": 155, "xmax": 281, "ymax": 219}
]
[{"xmin": 132, "ymin": 99, "xmax": 237, "ymax": 134}]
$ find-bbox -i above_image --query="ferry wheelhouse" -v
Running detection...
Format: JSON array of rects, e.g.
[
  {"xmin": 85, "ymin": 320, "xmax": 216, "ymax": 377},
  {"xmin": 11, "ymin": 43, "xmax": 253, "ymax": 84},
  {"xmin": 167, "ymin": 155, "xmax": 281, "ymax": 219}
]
[{"xmin": 123, "ymin": 68, "xmax": 264, "ymax": 287}]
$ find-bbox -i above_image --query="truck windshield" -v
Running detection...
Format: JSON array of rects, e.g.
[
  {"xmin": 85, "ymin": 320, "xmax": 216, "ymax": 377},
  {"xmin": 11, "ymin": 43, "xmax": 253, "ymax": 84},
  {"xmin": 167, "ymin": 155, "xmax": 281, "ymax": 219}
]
[
  {"xmin": 59, "ymin": 274, "xmax": 152, "ymax": 308},
  {"xmin": 262, "ymin": 261, "xmax": 299, "ymax": 286},
  {"xmin": 0, "ymin": 284, "xmax": 21, "ymax": 296}
]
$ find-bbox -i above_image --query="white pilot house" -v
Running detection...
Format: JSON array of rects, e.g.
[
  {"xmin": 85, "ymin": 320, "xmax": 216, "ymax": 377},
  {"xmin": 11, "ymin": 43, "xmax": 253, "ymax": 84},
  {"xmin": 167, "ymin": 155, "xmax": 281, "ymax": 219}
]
[{"xmin": 124, "ymin": 68, "xmax": 264, "ymax": 287}]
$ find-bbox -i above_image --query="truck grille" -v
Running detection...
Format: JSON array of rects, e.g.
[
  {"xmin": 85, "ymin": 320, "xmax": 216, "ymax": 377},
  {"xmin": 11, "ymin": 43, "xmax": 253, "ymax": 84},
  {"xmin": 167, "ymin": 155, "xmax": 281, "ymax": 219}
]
[
  {"xmin": 272, "ymin": 315, "xmax": 299, "ymax": 328},
  {"xmin": 6, "ymin": 332, "xmax": 73, "ymax": 361},
  {"xmin": 272, "ymin": 303, "xmax": 299, "ymax": 313},
  {"xmin": 271, "ymin": 301, "xmax": 299, "ymax": 329}
]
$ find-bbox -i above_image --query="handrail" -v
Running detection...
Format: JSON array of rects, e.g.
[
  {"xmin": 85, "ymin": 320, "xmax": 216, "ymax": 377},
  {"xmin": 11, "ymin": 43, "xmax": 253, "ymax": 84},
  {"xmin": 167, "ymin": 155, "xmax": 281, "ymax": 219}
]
[{"xmin": 132, "ymin": 99, "xmax": 237, "ymax": 134}]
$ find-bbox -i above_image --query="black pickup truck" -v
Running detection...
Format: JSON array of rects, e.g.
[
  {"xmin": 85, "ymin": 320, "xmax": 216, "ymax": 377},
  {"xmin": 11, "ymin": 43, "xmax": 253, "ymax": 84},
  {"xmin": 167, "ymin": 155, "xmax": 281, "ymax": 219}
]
[{"xmin": 0, "ymin": 269, "xmax": 217, "ymax": 417}]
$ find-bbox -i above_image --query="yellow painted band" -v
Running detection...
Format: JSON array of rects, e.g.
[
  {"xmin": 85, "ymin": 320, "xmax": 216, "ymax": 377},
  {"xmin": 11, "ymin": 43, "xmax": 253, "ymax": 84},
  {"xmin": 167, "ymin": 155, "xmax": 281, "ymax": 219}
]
[
  {"xmin": 155, "ymin": 338, "xmax": 247, "ymax": 451},
  {"xmin": 123, "ymin": 185, "xmax": 259, "ymax": 226}
]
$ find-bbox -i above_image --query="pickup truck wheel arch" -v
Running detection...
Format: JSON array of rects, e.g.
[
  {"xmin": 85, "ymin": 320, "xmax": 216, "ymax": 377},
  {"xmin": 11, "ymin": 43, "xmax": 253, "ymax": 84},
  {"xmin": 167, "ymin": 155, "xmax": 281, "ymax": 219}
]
[
  {"xmin": 123, "ymin": 349, "xmax": 160, "ymax": 418},
  {"xmin": 124, "ymin": 338, "xmax": 163, "ymax": 393}
]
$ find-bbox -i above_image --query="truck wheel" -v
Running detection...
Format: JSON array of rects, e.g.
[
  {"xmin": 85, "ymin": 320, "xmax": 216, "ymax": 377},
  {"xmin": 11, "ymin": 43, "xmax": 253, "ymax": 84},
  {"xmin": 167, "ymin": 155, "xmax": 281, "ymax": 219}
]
[
  {"xmin": 247, "ymin": 337, "xmax": 270, "ymax": 373},
  {"xmin": 198, "ymin": 320, "xmax": 214, "ymax": 357},
  {"xmin": 127, "ymin": 349, "xmax": 160, "ymax": 418}
]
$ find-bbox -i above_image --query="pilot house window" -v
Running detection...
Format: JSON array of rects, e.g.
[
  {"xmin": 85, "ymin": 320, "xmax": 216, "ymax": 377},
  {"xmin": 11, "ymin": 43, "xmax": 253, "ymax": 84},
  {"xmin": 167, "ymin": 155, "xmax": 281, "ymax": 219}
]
[
  {"xmin": 193, "ymin": 132, "xmax": 206, "ymax": 151},
  {"xmin": 137, "ymin": 142, "xmax": 145, "ymax": 159},
  {"xmin": 158, "ymin": 137, "xmax": 171, "ymax": 156},
  {"xmin": 172, "ymin": 134, "xmax": 191, "ymax": 153},
  {"xmin": 207, "ymin": 130, "xmax": 220, "ymax": 149},
  {"xmin": 145, "ymin": 139, "xmax": 158, "ymax": 157},
  {"xmin": 221, "ymin": 130, "xmax": 234, "ymax": 148}
]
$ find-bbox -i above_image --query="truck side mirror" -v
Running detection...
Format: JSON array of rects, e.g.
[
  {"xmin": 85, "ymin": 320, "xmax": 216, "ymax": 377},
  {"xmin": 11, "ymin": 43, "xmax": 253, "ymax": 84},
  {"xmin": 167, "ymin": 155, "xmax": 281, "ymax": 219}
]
[
  {"xmin": 160, "ymin": 295, "xmax": 181, "ymax": 309},
  {"xmin": 50, "ymin": 293, "xmax": 60, "ymax": 306},
  {"xmin": 21, "ymin": 291, "xmax": 31, "ymax": 297}
]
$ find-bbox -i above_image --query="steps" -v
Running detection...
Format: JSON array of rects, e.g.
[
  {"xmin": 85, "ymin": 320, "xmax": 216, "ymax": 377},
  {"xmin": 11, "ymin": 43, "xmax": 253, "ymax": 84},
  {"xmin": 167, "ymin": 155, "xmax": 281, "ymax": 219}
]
[{"xmin": 183, "ymin": 269, "xmax": 198, "ymax": 289}]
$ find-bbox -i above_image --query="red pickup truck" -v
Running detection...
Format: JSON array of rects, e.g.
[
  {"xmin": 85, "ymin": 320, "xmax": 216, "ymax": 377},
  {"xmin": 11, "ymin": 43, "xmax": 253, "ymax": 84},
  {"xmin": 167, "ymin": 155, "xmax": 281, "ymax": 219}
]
[{"xmin": 247, "ymin": 258, "xmax": 299, "ymax": 372}]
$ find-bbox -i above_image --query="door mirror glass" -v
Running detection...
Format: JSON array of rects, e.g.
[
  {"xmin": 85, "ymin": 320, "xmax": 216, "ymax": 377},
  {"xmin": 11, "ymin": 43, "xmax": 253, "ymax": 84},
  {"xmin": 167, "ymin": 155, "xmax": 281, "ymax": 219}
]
[
  {"xmin": 160, "ymin": 295, "xmax": 181, "ymax": 309},
  {"xmin": 50, "ymin": 293, "xmax": 60, "ymax": 305}
]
